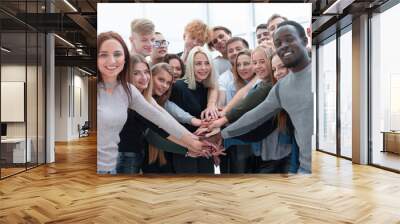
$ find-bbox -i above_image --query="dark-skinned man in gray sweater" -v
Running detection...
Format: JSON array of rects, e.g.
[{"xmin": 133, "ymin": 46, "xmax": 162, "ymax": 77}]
[{"xmin": 221, "ymin": 20, "xmax": 313, "ymax": 173}]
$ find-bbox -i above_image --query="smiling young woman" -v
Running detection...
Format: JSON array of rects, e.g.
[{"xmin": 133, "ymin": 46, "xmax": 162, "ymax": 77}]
[
  {"xmin": 169, "ymin": 46, "xmax": 218, "ymax": 173},
  {"xmin": 97, "ymin": 31, "xmax": 212, "ymax": 174}
]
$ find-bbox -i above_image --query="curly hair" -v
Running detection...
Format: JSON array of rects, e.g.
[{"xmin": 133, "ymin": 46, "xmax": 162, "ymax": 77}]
[{"xmin": 184, "ymin": 20, "xmax": 211, "ymax": 45}]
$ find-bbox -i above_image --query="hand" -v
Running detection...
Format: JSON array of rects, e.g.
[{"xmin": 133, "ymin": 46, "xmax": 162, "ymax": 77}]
[
  {"xmin": 217, "ymin": 109, "xmax": 226, "ymax": 118},
  {"xmin": 211, "ymin": 147, "xmax": 226, "ymax": 166},
  {"xmin": 207, "ymin": 117, "xmax": 228, "ymax": 131},
  {"xmin": 201, "ymin": 106, "xmax": 219, "ymax": 121},
  {"xmin": 198, "ymin": 129, "xmax": 223, "ymax": 150},
  {"xmin": 191, "ymin": 118, "xmax": 202, "ymax": 127},
  {"xmin": 186, "ymin": 150, "xmax": 205, "ymax": 158},
  {"xmin": 194, "ymin": 126, "xmax": 209, "ymax": 136},
  {"xmin": 186, "ymin": 138, "xmax": 212, "ymax": 158},
  {"xmin": 201, "ymin": 137, "xmax": 225, "ymax": 166}
]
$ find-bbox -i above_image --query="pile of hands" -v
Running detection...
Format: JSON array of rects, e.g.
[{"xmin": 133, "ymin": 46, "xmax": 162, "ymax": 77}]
[{"xmin": 186, "ymin": 107, "xmax": 228, "ymax": 166}]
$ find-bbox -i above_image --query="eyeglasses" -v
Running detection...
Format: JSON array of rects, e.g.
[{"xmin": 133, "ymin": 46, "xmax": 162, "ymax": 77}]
[{"xmin": 153, "ymin": 40, "xmax": 169, "ymax": 48}]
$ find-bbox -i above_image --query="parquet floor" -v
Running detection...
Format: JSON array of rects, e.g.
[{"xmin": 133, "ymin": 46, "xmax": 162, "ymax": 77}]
[{"xmin": 1, "ymin": 134, "xmax": 400, "ymax": 223}]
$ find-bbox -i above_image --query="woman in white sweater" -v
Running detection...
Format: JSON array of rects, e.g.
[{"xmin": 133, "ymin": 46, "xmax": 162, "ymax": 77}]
[{"xmin": 97, "ymin": 31, "xmax": 213, "ymax": 174}]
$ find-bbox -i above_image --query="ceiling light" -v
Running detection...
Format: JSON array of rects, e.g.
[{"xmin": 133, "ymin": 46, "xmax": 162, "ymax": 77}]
[
  {"xmin": 323, "ymin": 0, "xmax": 355, "ymax": 15},
  {"xmin": 78, "ymin": 67, "xmax": 92, "ymax": 76},
  {"xmin": 1, "ymin": 47, "xmax": 11, "ymax": 53},
  {"xmin": 54, "ymin": 34, "xmax": 75, "ymax": 48},
  {"xmin": 63, "ymin": 0, "xmax": 78, "ymax": 12}
]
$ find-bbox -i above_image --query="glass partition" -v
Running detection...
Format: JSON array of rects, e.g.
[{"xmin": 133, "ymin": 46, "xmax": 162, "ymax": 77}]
[{"xmin": 317, "ymin": 36, "xmax": 337, "ymax": 155}]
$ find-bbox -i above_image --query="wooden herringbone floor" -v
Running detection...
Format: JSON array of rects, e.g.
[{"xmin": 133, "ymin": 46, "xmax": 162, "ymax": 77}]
[{"xmin": 1, "ymin": 134, "xmax": 400, "ymax": 224}]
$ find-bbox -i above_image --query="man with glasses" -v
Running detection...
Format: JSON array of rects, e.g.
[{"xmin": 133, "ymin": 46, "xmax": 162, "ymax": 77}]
[
  {"xmin": 149, "ymin": 32, "xmax": 169, "ymax": 66},
  {"xmin": 129, "ymin": 18, "xmax": 155, "ymax": 56}
]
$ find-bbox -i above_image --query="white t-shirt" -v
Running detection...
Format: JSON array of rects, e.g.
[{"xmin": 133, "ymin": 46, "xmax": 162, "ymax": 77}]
[
  {"xmin": 213, "ymin": 57, "xmax": 232, "ymax": 77},
  {"xmin": 218, "ymin": 70, "xmax": 236, "ymax": 105}
]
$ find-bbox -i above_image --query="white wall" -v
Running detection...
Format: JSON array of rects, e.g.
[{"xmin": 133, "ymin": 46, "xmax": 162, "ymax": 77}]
[{"xmin": 54, "ymin": 67, "xmax": 89, "ymax": 141}]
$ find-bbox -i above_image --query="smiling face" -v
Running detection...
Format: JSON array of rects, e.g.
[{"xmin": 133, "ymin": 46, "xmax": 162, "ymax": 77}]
[
  {"xmin": 151, "ymin": 33, "xmax": 168, "ymax": 60},
  {"xmin": 236, "ymin": 54, "xmax": 254, "ymax": 82},
  {"xmin": 271, "ymin": 54, "xmax": 289, "ymax": 80},
  {"xmin": 130, "ymin": 32, "xmax": 155, "ymax": 56},
  {"xmin": 130, "ymin": 62, "xmax": 150, "ymax": 92},
  {"xmin": 251, "ymin": 49, "xmax": 270, "ymax": 81},
  {"xmin": 97, "ymin": 38, "xmax": 125, "ymax": 83},
  {"xmin": 193, "ymin": 52, "xmax": 211, "ymax": 82},
  {"xmin": 169, "ymin": 58, "xmax": 183, "ymax": 81},
  {"xmin": 152, "ymin": 69, "xmax": 173, "ymax": 97},
  {"xmin": 227, "ymin": 40, "xmax": 246, "ymax": 65},
  {"xmin": 256, "ymin": 28, "xmax": 270, "ymax": 46},
  {"xmin": 211, "ymin": 29, "xmax": 231, "ymax": 55},
  {"xmin": 273, "ymin": 25, "xmax": 308, "ymax": 69}
]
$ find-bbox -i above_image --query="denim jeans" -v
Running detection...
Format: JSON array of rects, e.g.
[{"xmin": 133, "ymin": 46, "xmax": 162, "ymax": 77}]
[
  {"xmin": 116, "ymin": 151, "xmax": 144, "ymax": 174},
  {"xmin": 97, "ymin": 169, "xmax": 117, "ymax": 175}
]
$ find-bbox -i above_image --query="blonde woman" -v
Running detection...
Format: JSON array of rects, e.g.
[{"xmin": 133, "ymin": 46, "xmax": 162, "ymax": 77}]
[{"xmin": 169, "ymin": 46, "xmax": 219, "ymax": 173}]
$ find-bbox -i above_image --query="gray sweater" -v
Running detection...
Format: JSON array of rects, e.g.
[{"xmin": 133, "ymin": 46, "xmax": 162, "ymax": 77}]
[
  {"xmin": 164, "ymin": 100, "xmax": 193, "ymax": 124},
  {"xmin": 97, "ymin": 82, "xmax": 186, "ymax": 172},
  {"xmin": 221, "ymin": 63, "xmax": 313, "ymax": 172}
]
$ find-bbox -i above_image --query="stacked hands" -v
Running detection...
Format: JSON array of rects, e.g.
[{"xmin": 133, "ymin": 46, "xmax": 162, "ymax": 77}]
[{"xmin": 185, "ymin": 107, "xmax": 228, "ymax": 166}]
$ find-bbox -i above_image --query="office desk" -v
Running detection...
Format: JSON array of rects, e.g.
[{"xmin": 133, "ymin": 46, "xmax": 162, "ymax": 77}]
[
  {"xmin": 381, "ymin": 131, "xmax": 400, "ymax": 155},
  {"xmin": 1, "ymin": 138, "xmax": 31, "ymax": 163}
]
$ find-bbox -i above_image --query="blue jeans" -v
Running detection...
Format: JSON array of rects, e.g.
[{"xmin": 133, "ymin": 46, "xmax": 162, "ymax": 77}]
[
  {"xmin": 97, "ymin": 169, "xmax": 117, "ymax": 175},
  {"xmin": 278, "ymin": 133, "xmax": 300, "ymax": 173},
  {"xmin": 116, "ymin": 151, "xmax": 144, "ymax": 174}
]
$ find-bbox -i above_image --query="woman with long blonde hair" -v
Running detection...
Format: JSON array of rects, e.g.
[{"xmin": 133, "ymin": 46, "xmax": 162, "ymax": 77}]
[{"xmin": 169, "ymin": 46, "xmax": 219, "ymax": 173}]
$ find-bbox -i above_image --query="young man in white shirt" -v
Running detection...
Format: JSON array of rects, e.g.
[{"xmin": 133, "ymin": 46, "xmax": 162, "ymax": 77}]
[{"xmin": 209, "ymin": 26, "xmax": 232, "ymax": 77}]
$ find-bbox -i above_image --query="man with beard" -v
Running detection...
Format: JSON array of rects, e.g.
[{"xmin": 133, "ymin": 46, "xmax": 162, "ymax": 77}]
[{"xmin": 220, "ymin": 20, "xmax": 313, "ymax": 173}]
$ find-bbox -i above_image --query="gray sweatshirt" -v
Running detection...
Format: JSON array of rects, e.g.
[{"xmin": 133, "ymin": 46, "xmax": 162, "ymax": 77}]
[
  {"xmin": 164, "ymin": 100, "xmax": 194, "ymax": 124},
  {"xmin": 97, "ymin": 82, "xmax": 186, "ymax": 172},
  {"xmin": 221, "ymin": 63, "xmax": 313, "ymax": 172}
]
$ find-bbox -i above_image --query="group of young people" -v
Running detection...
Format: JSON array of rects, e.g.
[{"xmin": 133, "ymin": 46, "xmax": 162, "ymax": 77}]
[{"xmin": 97, "ymin": 14, "xmax": 313, "ymax": 175}]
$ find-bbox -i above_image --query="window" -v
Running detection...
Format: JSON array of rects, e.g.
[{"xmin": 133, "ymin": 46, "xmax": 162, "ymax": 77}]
[
  {"xmin": 339, "ymin": 28, "xmax": 352, "ymax": 158},
  {"xmin": 317, "ymin": 36, "xmax": 337, "ymax": 154},
  {"xmin": 370, "ymin": 3, "xmax": 400, "ymax": 171}
]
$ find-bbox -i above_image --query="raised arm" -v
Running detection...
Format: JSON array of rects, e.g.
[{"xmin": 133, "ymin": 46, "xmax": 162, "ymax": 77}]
[
  {"xmin": 207, "ymin": 81, "xmax": 272, "ymax": 131},
  {"xmin": 201, "ymin": 85, "xmax": 219, "ymax": 120},
  {"xmin": 226, "ymin": 82, "xmax": 273, "ymax": 123},
  {"xmin": 221, "ymin": 84, "xmax": 281, "ymax": 139},
  {"xmin": 128, "ymin": 84, "xmax": 207, "ymax": 153},
  {"xmin": 221, "ymin": 76, "xmax": 258, "ymax": 116},
  {"xmin": 164, "ymin": 100, "xmax": 195, "ymax": 125},
  {"xmin": 129, "ymin": 87, "xmax": 186, "ymax": 139}
]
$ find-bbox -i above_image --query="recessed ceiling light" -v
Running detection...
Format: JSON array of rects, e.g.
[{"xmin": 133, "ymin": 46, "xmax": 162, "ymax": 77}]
[
  {"xmin": 54, "ymin": 34, "xmax": 75, "ymax": 48},
  {"xmin": 1, "ymin": 47, "xmax": 11, "ymax": 53},
  {"xmin": 63, "ymin": 0, "xmax": 78, "ymax": 12}
]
